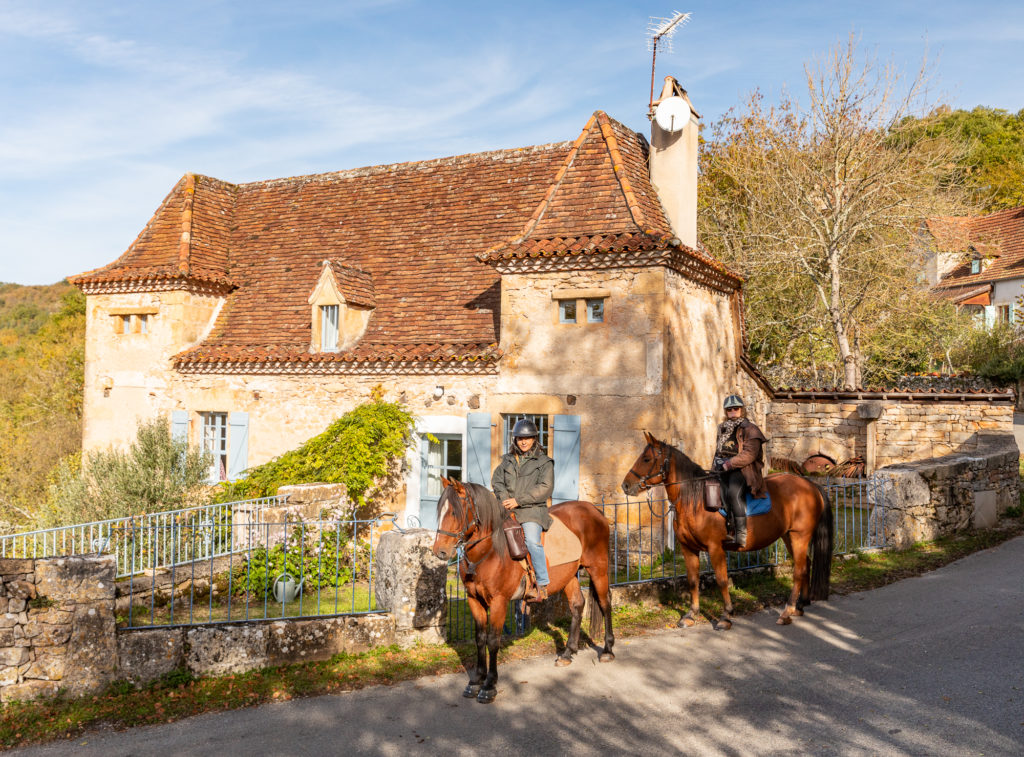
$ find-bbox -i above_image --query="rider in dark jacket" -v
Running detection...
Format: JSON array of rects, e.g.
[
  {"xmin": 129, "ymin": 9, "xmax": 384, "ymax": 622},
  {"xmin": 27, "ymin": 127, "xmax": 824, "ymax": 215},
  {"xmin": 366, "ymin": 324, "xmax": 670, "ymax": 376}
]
[
  {"xmin": 712, "ymin": 395, "xmax": 767, "ymax": 549},
  {"xmin": 491, "ymin": 419, "xmax": 554, "ymax": 600}
]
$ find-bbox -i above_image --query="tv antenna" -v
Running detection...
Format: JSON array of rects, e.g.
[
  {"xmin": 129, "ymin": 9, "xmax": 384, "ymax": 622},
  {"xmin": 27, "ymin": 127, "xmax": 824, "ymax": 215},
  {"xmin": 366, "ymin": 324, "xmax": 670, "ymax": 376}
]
[{"xmin": 647, "ymin": 11, "xmax": 691, "ymax": 108}]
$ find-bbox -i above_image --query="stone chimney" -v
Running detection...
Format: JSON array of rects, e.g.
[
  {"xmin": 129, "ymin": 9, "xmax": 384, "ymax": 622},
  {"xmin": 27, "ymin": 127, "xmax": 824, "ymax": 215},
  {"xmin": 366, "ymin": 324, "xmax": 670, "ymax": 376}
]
[{"xmin": 649, "ymin": 76, "xmax": 700, "ymax": 249}]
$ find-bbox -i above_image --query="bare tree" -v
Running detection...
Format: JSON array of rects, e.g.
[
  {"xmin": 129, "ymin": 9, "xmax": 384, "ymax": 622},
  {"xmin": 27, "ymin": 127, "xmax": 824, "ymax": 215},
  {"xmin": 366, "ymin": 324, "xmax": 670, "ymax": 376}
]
[{"xmin": 700, "ymin": 35, "xmax": 975, "ymax": 388}]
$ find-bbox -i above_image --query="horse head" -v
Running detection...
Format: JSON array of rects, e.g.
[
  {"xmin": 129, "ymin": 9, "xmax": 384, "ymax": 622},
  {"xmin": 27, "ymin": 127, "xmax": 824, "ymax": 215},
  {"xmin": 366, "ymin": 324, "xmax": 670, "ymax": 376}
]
[
  {"xmin": 621, "ymin": 431, "xmax": 673, "ymax": 496},
  {"xmin": 431, "ymin": 477, "xmax": 479, "ymax": 562}
]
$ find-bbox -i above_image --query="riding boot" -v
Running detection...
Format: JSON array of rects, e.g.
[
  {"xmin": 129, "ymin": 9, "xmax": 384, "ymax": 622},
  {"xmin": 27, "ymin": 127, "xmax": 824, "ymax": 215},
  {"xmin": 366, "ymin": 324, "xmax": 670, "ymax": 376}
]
[{"xmin": 732, "ymin": 515, "xmax": 748, "ymax": 549}]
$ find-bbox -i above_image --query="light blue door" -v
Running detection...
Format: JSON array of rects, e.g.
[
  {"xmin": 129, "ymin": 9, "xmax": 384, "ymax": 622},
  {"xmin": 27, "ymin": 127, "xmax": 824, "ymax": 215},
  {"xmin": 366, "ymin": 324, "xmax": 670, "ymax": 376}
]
[{"xmin": 419, "ymin": 434, "xmax": 463, "ymax": 531}]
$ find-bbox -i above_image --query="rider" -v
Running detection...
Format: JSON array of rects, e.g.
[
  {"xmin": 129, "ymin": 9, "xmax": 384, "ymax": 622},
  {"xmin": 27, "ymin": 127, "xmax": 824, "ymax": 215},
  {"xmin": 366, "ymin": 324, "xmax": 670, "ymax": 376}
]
[
  {"xmin": 491, "ymin": 419, "xmax": 554, "ymax": 601},
  {"xmin": 712, "ymin": 395, "xmax": 768, "ymax": 549}
]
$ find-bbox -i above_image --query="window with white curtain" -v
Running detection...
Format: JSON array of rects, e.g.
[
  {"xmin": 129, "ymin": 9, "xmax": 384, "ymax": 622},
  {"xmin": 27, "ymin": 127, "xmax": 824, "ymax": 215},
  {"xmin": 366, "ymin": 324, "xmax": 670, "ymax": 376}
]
[{"xmin": 321, "ymin": 305, "xmax": 339, "ymax": 352}]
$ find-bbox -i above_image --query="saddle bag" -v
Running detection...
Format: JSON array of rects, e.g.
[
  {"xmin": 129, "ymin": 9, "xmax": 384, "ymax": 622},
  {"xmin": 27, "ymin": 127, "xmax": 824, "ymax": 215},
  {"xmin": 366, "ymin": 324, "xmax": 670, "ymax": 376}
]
[
  {"xmin": 704, "ymin": 479, "xmax": 723, "ymax": 512},
  {"xmin": 503, "ymin": 514, "xmax": 529, "ymax": 560}
]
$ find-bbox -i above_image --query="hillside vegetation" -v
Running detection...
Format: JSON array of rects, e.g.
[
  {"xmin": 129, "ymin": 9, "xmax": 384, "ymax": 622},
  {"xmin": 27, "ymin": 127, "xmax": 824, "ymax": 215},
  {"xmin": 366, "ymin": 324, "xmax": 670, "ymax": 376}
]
[{"xmin": 0, "ymin": 282, "xmax": 85, "ymax": 531}]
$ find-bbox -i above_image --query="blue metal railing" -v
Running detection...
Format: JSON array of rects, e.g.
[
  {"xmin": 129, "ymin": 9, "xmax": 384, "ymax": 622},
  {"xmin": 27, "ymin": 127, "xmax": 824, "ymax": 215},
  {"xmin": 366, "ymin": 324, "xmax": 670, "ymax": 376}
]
[{"xmin": 0, "ymin": 496, "xmax": 288, "ymax": 578}]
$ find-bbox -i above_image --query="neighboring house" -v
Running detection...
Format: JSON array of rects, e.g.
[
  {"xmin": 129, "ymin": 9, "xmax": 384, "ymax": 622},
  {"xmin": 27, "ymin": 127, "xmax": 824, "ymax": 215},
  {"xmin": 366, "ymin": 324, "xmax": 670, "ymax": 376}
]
[
  {"xmin": 71, "ymin": 78, "xmax": 769, "ymax": 526},
  {"xmin": 926, "ymin": 207, "xmax": 1024, "ymax": 326}
]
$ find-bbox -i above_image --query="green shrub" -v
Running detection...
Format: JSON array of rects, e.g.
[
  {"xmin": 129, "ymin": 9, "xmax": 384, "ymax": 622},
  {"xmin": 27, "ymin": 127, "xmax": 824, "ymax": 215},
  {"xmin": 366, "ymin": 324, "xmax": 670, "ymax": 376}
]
[
  {"xmin": 38, "ymin": 416, "xmax": 212, "ymax": 526},
  {"xmin": 214, "ymin": 393, "xmax": 416, "ymax": 508}
]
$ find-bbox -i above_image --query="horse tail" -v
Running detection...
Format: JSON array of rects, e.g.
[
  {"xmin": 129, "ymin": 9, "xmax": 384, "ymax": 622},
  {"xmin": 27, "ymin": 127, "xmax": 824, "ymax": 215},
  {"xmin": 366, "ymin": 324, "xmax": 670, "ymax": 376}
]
[
  {"xmin": 588, "ymin": 579, "xmax": 605, "ymax": 637},
  {"xmin": 808, "ymin": 483, "xmax": 834, "ymax": 601}
]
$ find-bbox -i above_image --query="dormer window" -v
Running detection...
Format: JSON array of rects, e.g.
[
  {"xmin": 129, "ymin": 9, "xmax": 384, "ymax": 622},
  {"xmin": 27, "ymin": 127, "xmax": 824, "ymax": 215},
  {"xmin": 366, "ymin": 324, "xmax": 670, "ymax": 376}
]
[
  {"xmin": 970, "ymin": 258, "xmax": 981, "ymax": 275},
  {"xmin": 320, "ymin": 305, "xmax": 340, "ymax": 352},
  {"xmin": 308, "ymin": 260, "xmax": 376, "ymax": 354}
]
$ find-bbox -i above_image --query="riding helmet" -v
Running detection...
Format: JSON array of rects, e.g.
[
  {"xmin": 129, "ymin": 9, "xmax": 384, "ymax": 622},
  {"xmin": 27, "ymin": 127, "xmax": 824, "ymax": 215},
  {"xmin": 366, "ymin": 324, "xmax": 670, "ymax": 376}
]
[
  {"xmin": 723, "ymin": 394, "xmax": 745, "ymax": 409},
  {"xmin": 511, "ymin": 418, "xmax": 540, "ymax": 438}
]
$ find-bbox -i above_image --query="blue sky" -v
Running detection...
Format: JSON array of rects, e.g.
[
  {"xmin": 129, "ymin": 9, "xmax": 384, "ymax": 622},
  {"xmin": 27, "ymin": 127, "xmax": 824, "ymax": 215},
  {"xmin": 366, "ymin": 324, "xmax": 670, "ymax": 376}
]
[{"xmin": 2, "ymin": 0, "xmax": 1023, "ymax": 285}]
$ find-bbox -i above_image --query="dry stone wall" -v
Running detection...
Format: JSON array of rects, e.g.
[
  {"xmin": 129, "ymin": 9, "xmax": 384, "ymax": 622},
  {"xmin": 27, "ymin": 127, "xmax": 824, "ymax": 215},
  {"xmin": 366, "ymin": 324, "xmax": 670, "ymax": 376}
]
[
  {"xmin": 768, "ymin": 398, "xmax": 1014, "ymax": 469},
  {"xmin": 0, "ymin": 555, "xmax": 118, "ymax": 703}
]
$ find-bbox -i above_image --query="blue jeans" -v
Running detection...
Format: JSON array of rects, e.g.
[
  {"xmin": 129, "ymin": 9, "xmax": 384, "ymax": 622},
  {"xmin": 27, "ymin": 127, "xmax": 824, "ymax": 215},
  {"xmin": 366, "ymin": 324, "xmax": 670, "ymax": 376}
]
[{"xmin": 522, "ymin": 521, "xmax": 549, "ymax": 586}]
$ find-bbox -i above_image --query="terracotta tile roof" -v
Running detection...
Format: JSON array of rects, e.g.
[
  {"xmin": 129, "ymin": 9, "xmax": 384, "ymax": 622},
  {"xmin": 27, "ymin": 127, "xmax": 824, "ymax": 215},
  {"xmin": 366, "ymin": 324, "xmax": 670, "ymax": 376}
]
[
  {"xmin": 327, "ymin": 261, "xmax": 375, "ymax": 308},
  {"xmin": 929, "ymin": 206, "xmax": 1024, "ymax": 289},
  {"xmin": 73, "ymin": 111, "xmax": 734, "ymax": 369},
  {"xmin": 478, "ymin": 112, "xmax": 739, "ymax": 286},
  {"xmin": 930, "ymin": 283, "xmax": 992, "ymax": 305}
]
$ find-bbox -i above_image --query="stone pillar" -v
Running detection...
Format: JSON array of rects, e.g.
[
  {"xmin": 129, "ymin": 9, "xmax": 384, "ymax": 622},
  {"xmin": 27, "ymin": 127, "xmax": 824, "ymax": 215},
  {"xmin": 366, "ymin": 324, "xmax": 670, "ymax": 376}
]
[
  {"xmin": 374, "ymin": 529, "xmax": 447, "ymax": 647},
  {"xmin": 0, "ymin": 555, "xmax": 117, "ymax": 702}
]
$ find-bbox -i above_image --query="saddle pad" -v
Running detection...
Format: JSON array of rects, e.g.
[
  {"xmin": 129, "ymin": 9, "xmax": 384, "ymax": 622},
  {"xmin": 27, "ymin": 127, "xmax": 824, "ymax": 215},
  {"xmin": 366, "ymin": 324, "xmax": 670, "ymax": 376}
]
[
  {"xmin": 718, "ymin": 492, "xmax": 772, "ymax": 519},
  {"xmin": 541, "ymin": 514, "xmax": 583, "ymax": 567}
]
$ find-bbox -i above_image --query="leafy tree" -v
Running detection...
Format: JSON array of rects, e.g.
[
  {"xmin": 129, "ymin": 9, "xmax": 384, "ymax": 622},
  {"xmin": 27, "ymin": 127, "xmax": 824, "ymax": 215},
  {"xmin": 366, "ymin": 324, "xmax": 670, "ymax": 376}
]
[
  {"xmin": 38, "ymin": 416, "xmax": 212, "ymax": 527},
  {"xmin": 699, "ymin": 35, "xmax": 979, "ymax": 388},
  {"xmin": 215, "ymin": 394, "xmax": 416, "ymax": 511},
  {"xmin": 902, "ymin": 106, "xmax": 1024, "ymax": 212}
]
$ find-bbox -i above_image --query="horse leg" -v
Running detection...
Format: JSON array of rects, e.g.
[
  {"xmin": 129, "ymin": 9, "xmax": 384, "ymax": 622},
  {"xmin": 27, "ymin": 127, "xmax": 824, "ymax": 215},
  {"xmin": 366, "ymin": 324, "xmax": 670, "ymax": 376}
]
[
  {"xmin": 779, "ymin": 533, "xmax": 810, "ymax": 626},
  {"xmin": 556, "ymin": 575, "xmax": 586, "ymax": 667},
  {"xmin": 587, "ymin": 567, "xmax": 615, "ymax": 661},
  {"xmin": 678, "ymin": 548, "xmax": 702, "ymax": 627},
  {"xmin": 476, "ymin": 600, "xmax": 507, "ymax": 704},
  {"xmin": 463, "ymin": 596, "xmax": 488, "ymax": 698},
  {"xmin": 781, "ymin": 533, "xmax": 805, "ymax": 617},
  {"xmin": 706, "ymin": 544, "xmax": 735, "ymax": 630}
]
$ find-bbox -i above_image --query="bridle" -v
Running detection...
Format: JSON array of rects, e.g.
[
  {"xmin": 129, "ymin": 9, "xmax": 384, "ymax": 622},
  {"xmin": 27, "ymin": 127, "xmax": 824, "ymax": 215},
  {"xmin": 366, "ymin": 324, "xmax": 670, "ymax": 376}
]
[
  {"xmin": 628, "ymin": 443, "xmax": 672, "ymax": 491},
  {"xmin": 628, "ymin": 442, "xmax": 716, "ymax": 492},
  {"xmin": 435, "ymin": 485, "xmax": 491, "ymax": 571}
]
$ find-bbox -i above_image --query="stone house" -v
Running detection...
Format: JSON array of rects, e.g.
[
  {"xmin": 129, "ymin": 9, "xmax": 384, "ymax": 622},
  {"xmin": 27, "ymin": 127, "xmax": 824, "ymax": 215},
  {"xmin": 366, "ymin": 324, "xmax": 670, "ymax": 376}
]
[
  {"xmin": 925, "ymin": 206, "xmax": 1024, "ymax": 325},
  {"xmin": 71, "ymin": 79, "xmax": 770, "ymax": 527}
]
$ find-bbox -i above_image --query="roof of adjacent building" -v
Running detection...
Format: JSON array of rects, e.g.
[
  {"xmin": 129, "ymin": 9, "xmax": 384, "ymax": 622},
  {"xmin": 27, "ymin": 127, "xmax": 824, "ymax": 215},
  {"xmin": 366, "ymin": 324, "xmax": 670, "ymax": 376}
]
[
  {"xmin": 71, "ymin": 111, "xmax": 735, "ymax": 370},
  {"xmin": 928, "ymin": 206, "xmax": 1024, "ymax": 290}
]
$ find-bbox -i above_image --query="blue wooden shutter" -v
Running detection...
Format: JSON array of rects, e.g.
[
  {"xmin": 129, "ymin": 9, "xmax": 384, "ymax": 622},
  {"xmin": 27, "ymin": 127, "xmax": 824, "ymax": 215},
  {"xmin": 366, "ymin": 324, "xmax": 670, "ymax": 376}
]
[
  {"xmin": 171, "ymin": 410, "xmax": 188, "ymax": 443},
  {"xmin": 552, "ymin": 414, "xmax": 581, "ymax": 503},
  {"xmin": 465, "ymin": 412, "xmax": 492, "ymax": 486},
  {"xmin": 228, "ymin": 412, "xmax": 250, "ymax": 481}
]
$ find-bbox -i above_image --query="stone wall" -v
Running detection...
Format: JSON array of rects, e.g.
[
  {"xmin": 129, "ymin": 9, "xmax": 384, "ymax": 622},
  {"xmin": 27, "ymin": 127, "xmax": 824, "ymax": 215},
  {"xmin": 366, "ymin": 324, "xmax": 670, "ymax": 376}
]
[
  {"xmin": 768, "ymin": 396, "xmax": 1014, "ymax": 470},
  {"xmin": 0, "ymin": 555, "xmax": 118, "ymax": 703},
  {"xmin": 875, "ymin": 433, "xmax": 1019, "ymax": 549}
]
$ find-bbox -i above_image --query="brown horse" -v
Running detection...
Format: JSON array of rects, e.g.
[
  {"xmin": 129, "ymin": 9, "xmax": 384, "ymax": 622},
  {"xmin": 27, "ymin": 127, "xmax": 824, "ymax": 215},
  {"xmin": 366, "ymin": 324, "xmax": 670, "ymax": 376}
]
[
  {"xmin": 621, "ymin": 432, "xmax": 833, "ymax": 628},
  {"xmin": 431, "ymin": 478, "xmax": 614, "ymax": 703}
]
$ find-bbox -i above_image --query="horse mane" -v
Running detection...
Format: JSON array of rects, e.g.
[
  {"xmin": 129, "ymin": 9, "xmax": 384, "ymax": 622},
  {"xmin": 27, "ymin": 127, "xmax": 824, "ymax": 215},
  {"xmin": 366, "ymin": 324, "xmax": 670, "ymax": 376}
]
[
  {"xmin": 657, "ymin": 439, "xmax": 709, "ymax": 518},
  {"xmin": 436, "ymin": 481, "xmax": 509, "ymax": 561}
]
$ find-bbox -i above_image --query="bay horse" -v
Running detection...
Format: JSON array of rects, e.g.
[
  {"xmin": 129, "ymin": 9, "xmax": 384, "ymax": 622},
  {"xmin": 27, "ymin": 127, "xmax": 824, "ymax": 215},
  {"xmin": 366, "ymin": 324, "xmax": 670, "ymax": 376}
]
[
  {"xmin": 431, "ymin": 478, "xmax": 614, "ymax": 704},
  {"xmin": 621, "ymin": 432, "xmax": 833, "ymax": 628}
]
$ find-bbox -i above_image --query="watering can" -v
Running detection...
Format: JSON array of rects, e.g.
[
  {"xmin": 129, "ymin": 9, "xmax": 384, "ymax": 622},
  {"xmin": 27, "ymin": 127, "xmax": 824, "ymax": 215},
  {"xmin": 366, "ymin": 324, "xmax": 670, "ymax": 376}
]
[{"xmin": 272, "ymin": 572, "xmax": 304, "ymax": 603}]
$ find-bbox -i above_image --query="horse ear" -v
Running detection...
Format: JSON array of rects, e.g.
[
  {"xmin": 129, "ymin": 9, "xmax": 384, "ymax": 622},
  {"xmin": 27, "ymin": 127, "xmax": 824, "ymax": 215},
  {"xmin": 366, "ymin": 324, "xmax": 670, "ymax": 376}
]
[
  {"xmin": 440, "ymin": 476, "xmax": 450, "ymax": 488},
  {"xmin": 452, "ymin": 479, "xmax": 466, "ymax": 493},
  {"xmin": 643, "ymin": 430, "xmax": 654, "ymax": 445}
]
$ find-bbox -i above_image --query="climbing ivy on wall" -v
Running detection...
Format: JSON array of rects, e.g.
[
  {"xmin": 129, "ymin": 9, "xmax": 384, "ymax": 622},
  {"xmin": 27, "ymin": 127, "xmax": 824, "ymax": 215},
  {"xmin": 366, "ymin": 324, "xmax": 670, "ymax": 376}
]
[{"xmin": 214, "ymin": 393, "xmax": 416, "ymax": 507}]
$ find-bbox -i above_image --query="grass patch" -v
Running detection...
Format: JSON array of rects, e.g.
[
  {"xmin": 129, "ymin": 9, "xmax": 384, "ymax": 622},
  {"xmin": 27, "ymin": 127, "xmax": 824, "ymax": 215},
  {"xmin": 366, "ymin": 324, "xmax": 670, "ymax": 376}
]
[{"xmin": 3, "ymin": 517, "xmax": 1022, "ymax": 750}]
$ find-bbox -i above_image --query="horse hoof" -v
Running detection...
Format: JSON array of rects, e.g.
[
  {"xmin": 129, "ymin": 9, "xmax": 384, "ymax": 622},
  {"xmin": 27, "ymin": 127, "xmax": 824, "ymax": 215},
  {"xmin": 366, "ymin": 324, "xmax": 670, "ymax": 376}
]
[
  {"xmin": 462, "ymin": 684, "xmax": 480, "ymax": 698},
  {"xmin": 716, "ymin": 619, "xmax": 732, "ymax": 631},
  {"xmin": 777, "ymin": 615, "xmax": 792, "ymax": 626},
  {"xmin": 677, "ymin": 616, "xmax": 696, "ymax": 628},
  {"xmin": 555, "ymin": 656, "xmax": 572, "ymax": 667},
  {"xmin": 599, "ymin": 652, "xmax": 616, "ymax": 663},
  {"xmin": 792, "ymin": 608, "xmax": 803, "ymax": 617},
  {"xmin": 476, "ymin": 687, "xmax": 497, "ymax": 704}
]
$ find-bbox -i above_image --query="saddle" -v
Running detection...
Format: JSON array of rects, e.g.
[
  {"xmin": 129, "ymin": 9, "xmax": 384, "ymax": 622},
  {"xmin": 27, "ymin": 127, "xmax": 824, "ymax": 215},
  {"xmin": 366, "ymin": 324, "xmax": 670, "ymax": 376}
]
[{"xmin": 512, "ymin": 514, "xmax": 583, "ymax": 602}]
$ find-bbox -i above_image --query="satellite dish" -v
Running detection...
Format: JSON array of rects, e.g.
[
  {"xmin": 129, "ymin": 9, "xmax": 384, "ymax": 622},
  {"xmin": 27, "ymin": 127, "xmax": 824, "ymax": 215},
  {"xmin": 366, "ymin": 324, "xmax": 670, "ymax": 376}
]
[{"xmin": 654, "ymin": 96, "xmax": 691, "ymax": 133}]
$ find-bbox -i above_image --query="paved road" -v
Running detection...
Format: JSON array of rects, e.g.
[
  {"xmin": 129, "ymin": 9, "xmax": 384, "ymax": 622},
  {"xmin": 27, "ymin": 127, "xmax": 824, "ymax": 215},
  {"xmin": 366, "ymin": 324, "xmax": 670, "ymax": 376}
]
[{"xmin": 12, "ymin": 535, "xmax": 1024, "ymax": 756}]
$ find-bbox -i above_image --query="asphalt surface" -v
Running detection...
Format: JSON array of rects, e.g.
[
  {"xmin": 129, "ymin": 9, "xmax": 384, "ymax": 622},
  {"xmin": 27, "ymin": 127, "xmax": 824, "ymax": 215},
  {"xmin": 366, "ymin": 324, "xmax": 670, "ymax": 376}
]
[{"xmin": 11, "ymin": 534, "xmax": 1024, "ymax": 757}]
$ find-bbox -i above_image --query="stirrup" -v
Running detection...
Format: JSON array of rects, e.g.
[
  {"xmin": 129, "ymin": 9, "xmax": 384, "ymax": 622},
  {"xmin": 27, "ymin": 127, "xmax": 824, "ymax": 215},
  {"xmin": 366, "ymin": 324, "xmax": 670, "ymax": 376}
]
[{"xmin": 527, "ymin": 584, "xmax": 548, "ymax": 603}]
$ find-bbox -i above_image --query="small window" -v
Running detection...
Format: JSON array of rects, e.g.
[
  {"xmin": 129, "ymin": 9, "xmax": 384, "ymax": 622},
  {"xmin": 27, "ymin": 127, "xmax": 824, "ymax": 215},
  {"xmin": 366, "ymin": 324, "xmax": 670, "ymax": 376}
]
[
  {"xmin": 970, "ymin": 259, "xmax": 981, "ymax": 274},
  {"xmin": 559, "ymin": 301, "xmax": 577, "ymax": 324},
  {"xmin": 120, "ymin": 315, "xmax": 131, "ymax": 334},
  {"xmin": 201, "ymin": 412, "xmax": 228, "ymax": 482},
  {"xmin": 321, "ymin": 305, "xmax": 339, "ymax": 352},
  {"xmin": 586, "ymin": 298, "xmax": 604, "ymax": 323},
  {"xmin": 997, "ymin": 305, "xmax": 1011, "ymax": 324},
  {"xmin": 138, "ymin": 314, "xmax": 149, "ymax": 334}
]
